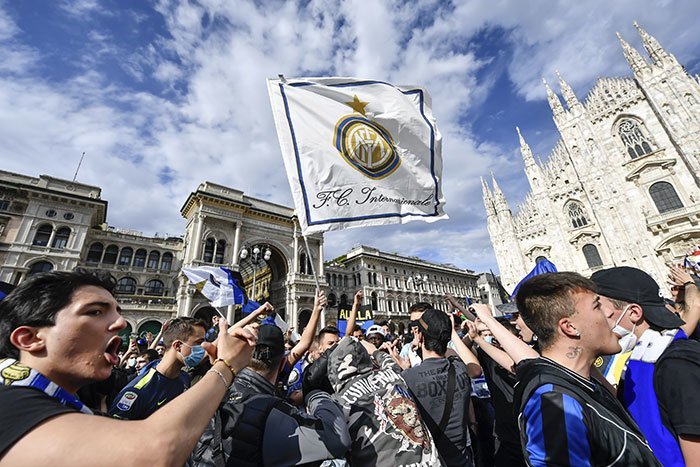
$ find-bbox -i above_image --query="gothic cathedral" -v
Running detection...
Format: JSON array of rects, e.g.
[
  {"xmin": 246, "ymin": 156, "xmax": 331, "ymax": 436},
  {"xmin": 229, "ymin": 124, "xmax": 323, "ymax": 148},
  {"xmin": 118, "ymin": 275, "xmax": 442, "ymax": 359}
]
[{"xmin": 484, "ymin": 23, "xmax": 700, "ymax": 292}]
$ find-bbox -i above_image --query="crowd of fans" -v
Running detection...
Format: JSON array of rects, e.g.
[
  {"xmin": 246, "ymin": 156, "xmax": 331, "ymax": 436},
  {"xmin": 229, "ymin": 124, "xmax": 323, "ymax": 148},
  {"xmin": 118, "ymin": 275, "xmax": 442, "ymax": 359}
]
[{"xmin": 0, "ymin": 261, "xmax": 698, "ymax": 466}]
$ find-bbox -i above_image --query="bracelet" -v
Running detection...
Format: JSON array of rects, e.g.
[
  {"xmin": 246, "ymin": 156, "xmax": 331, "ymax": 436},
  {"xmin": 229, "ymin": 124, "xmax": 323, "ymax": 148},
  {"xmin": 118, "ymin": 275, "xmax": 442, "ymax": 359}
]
[
  {"xmin": 213, "ymin": 358, "xmax": 237, "ymax": 379},
  {"xmin": 207, "ymin": 368, "xmax": 231, "ymax": 388},
  {"xmin": 684, "ymin": 281, "xmax": 695, "ymax": 287}
]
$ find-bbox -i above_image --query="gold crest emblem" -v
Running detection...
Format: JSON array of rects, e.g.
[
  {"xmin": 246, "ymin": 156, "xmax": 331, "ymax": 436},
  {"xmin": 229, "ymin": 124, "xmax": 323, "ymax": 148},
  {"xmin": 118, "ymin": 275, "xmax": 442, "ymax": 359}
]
[
  {"xmin": 594, "ymin": 356, "xmax": 604, "ymax": 368},
  {"xmin": 1, "ymin": 362, "xmax": 31, "ymax": 384},
  {"xmin": 333, "ymin": 95, "xmax": 401, "ymax": 179}
]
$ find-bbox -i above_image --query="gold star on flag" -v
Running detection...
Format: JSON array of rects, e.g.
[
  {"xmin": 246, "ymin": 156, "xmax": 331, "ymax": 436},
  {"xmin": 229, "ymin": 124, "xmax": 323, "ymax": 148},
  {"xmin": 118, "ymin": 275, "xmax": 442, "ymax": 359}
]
[{"xmin": 345, "ymin": 95, "xmax": 369, "ymax": 115}]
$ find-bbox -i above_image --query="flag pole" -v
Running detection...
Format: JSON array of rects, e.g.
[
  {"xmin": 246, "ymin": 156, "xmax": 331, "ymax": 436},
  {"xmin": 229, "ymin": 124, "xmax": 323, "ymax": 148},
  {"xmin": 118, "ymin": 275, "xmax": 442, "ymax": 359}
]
[{"xmin": 302, "ymin": 234, "xmax": 325, "ymax": 328}]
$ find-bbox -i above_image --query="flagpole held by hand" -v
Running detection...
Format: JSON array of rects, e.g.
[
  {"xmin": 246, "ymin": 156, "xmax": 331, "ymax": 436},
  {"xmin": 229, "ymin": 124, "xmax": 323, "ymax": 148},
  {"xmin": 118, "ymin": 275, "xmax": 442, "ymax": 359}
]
[{"xmin": 302, "ymin": 234, "xmax": 325, "ymax": 327}]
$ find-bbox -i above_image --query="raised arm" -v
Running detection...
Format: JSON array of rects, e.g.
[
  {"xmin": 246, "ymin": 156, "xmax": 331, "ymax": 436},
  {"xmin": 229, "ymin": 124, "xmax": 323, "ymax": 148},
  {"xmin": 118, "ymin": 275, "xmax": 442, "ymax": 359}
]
[
  {"xmin": 345, "ymin": 290, "xmax": 363, "ymax": 338},
  {"xmin": 469, "ymin": 304, "xmax": 538, "ymax": 365},
  {"xmin": 231, "ymin": 302, "xmax": 273, "ymax": 330},
  {"xmin": 3, "ymin": 320, "xmax": 257, "ymax": 467},
  {"xmin": 148, "ymin": 319, "xmax": 170, "ymax": 350},
  {"xmin": 288, "ymin": 290, "xmax": 326, "ymax": 366},
  {"xmin": 445, "ymin": 294, "xmax": 477, "ymax": 321},
  {"xmin": 465, "ymin": 319, "xmax": 517, "ymax": 374},
  {"xmin": 448, "ymin": 314, "xmax": 482, "ymax": 378},
  {"xmin": 669, "ymin": 265, "xmax": 700, "ymax": 336}
]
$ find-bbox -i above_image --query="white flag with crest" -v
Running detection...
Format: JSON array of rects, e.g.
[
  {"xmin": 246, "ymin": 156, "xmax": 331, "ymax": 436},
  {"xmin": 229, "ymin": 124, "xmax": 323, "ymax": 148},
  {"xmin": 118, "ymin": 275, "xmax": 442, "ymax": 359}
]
[{"xmin": 267, "ymin": 77, "xmax": 447, "ymax": 234}]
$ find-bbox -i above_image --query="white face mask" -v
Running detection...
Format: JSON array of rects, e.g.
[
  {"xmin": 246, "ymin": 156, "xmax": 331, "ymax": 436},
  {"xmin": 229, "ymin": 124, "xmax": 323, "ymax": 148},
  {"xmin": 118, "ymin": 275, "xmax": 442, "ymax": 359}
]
[{"xmin": 612, "ymin": 305, "xmax": 638, "ymax": 353}]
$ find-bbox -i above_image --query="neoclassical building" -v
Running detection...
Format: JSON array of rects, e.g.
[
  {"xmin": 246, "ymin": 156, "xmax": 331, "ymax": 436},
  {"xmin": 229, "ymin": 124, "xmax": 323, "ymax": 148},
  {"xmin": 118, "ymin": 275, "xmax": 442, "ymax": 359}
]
[
  {"xmin": 324, "ymin": 245, "xmax": 479, "ymax": 323},
  {"xmin": 484, "ymin": 23, "xmax": 700, "ymax": 292},
  {"xmin": 177, "ymin": 181, "xmax": 325, "ymax": 330}
]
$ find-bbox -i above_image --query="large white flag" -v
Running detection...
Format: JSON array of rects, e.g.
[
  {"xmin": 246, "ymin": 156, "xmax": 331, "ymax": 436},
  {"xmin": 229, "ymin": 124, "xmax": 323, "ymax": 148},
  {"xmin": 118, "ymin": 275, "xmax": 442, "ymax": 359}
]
[
  {"xmin": 267, "ymin": 77, "xmax": 447, "ymax": 234},
  {"xmin": 181, "ymin": 266, "xmax": 245, "ymax": 308}
]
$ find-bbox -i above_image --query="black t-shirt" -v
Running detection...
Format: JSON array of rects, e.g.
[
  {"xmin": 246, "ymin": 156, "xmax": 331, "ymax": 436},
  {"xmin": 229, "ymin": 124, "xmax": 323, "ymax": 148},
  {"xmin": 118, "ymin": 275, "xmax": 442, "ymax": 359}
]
[
  {"xmin": 0, "ymin": 385, "xmax": 76, "ymax": 457},
  {"xmin": 655, "ymin": 339, "xmax": 700, "ymax": 437},
  {"xmin": 477, "ymin": 348, "xmax": 522, "ymax": 454},
  {"xmin": 402, "ymin": 356, "xmax": 472, "ymax": 467}
]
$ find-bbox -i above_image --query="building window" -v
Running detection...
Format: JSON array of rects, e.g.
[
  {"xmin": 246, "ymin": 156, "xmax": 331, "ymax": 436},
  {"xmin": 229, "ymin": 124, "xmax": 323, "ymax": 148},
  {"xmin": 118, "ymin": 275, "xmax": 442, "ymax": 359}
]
[
  {"xmin": 371, "ymin": 292, "xmax": 378, "ymax": 310},
  {"xmin": 145, "ymin": 279, "xmax": 165, "ymax": 296},
  {"xmin": 133, "ymin": 249, "xmax": 147, "ymax": 268},
  {"xmin": 63, "ymin": 212, "xmax": 74, "ymax": 220},
  {"xmin": 32, "ymin": 224, "xmax": 53, "ymax": 246},
  {"xmin": 51, "ymin": 227, "xmax": 70, "ymax": 249},
  {"xmin": 0, "ymin": 200, "xmax": 8, "ymax": 210},
  {"xmin": 86, "ymin": 243, "xmax": 103, "ymax": 263},
  {"xmin": 215, "ymin": 240, "xmax": 226, "ymax": 264},
  {"xmin": 118, "ymin": 247, "xmax": 133, "ymax": 266},
  {"xmin": 28, "ymin": 261, "xmax": 53, "ymax": 275},
  {"xmin": 388, "ymin": 300, "xmax": 393, "ymax": 312},
  {"xmin": 147, "ymin": 251, "xmax": 160, "ymax": 269},
  {"xmin": 649, "ymin": 181, "xmax": 683, "ymax": 214},
  {"xmin": 102, "ymin": 245, "xmax": 119, "ymax": 264},
  {"xmin": 161, "ymin": 252, "xmax": 173, "ymax": 271},
  {"xmin": 583, "ymin": 244, "xmax": 603, "ymax": 268},
  {"xmin": 203, "ymin": 238, "xmax": 215, "ymax": 263},
  {"xmin": 567, "ymin": 201, "xmax": 589, "ymax": 229},
  {"xmin": 115, "ymin": 277, "xmax": 137, "ymax": 294},
  {"xmin": 45, "ymin": 209, "xmax": 57, "ymax": 218},
  {"xmin": 328, "ymin": 293, "xmax": 337, "ymax": 307},
  {"xmin": 618, "ymin": 118, "xmax": 653, "ymax": 159}
]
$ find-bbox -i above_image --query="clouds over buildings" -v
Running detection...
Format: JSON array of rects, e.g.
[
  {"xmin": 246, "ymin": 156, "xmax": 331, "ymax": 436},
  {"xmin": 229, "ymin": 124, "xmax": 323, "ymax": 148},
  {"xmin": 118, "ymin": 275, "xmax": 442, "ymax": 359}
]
[{"xmin": 0, "ymin": 0, "xmax": 698, "ymax": 272}]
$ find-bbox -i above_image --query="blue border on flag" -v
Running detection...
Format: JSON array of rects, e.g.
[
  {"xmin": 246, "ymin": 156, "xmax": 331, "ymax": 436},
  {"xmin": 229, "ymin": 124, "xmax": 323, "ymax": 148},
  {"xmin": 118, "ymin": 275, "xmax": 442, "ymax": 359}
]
[{"xmin": 278, "ymin": 80, "xmax": 441, "ymax": 227}]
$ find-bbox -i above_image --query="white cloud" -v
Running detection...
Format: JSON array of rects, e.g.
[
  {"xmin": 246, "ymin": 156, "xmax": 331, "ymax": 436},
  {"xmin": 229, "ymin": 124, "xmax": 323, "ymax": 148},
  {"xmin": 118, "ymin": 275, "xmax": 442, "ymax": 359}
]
[{"xmin": 1, "ymin": 0, "xmax": 699, "ymax": 274}]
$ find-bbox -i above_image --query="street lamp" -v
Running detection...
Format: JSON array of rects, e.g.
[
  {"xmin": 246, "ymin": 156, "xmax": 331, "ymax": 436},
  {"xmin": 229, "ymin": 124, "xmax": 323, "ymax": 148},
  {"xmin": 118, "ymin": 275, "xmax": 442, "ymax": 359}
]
[
  {"xmin": 239, "ymin": 245, "xmax": 271, "ymax": 301},
  {"xmin": 407, "ymin": 273, "xmax": 428, "ymax": 302}
]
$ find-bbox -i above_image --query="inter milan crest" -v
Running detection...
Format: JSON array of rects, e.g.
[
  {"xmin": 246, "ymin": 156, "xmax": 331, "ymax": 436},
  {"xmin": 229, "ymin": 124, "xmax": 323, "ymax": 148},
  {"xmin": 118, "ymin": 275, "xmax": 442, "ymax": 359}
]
[{"xmin": 333, "ymin": 95, "xmax": 401, "ymax": 179}]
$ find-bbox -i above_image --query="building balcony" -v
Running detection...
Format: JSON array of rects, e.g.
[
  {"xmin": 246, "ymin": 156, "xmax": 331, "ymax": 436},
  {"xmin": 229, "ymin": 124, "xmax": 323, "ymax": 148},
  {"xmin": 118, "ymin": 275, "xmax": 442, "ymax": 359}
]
[
  {"xmin": 646, "ymin": 203, "xmax": 700, "ymax": 234},
  {"xmin": 116, "ymin": 295, "xmax": 177, "ymax": 310}
]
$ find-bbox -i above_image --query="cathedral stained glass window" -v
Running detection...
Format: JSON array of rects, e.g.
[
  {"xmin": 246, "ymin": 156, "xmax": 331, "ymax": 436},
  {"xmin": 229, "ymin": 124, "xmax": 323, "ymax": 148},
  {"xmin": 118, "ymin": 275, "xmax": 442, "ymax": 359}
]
[
  {"xmin": 649, "ymin": 181, "xmax": 683, "ymax": 214},
  {"xmin": 567, "ymin": 201, "xmax": 588, "ymax": 229}
]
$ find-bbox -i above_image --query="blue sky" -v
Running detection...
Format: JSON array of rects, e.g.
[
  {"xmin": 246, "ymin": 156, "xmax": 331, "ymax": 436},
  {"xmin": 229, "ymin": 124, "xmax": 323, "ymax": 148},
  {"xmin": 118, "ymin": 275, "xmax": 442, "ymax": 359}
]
[{"xmin": 1, "ymin": 0, "xmax": 700, "ymax": 274}]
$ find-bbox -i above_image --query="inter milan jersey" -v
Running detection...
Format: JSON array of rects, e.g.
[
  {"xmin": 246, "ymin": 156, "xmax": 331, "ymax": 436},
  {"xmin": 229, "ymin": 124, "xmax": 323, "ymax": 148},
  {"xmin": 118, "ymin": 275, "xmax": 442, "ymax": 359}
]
[{"xmin": 108, "ymin": 360, "xmax": 189, "ymax": 420}]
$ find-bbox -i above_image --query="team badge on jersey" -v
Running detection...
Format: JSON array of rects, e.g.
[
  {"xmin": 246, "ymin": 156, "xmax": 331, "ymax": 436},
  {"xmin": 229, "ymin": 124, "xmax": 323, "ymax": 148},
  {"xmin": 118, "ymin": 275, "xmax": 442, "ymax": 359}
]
[
  {"xmin": 116, "ymin": 391, "xmax": 138, "ymax": 411},
  {"xmin": 0, "ymin": 361, "xmax": 31, "ymax": 384}
]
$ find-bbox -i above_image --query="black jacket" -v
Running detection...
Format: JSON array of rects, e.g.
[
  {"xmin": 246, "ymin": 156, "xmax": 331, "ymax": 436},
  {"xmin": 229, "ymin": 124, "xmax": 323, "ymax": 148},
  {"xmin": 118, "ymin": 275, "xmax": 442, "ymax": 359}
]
[{"xmin": 514, "ymin": 358, "xmax": 661, "ymax": 467}]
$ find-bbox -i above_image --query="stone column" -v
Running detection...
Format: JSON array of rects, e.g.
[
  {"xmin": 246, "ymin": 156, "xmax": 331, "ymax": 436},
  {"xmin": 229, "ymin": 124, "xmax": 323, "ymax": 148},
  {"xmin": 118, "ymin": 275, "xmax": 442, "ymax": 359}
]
[{"xmin": 191, "ymin": 214, "xmax": 204, "ymax": 263}]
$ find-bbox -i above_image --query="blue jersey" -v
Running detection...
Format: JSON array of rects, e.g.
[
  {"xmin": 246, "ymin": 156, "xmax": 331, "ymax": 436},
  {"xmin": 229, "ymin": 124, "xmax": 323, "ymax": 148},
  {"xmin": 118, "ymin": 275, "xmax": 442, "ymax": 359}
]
[{"xmin": 109, "ymin": 360, "xmax": 189, "ymax": 420}]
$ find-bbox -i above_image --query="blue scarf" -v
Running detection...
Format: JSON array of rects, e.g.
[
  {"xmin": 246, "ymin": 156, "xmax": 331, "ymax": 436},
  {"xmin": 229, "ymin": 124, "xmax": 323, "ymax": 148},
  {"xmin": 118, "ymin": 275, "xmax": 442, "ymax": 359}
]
[{"xmin": 0, "ymin": 358, "xmax": 93, "ymax": 414}]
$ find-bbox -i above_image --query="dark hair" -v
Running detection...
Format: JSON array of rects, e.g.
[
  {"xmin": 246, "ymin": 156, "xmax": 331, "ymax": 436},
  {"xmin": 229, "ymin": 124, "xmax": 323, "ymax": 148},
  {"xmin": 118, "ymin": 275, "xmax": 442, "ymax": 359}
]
[
  {"xmin": 0, "ymin": 270, "xmax": 116, "ymax": 359},
  {"xmin": 161, "ymin": 317, "xmax": 207, "ymax": 347},
  {"xmin": 423, "ymin": 334, "xmax": 448, "ymax": 356},
  {"xmin": 249, "ymin": 346, "xmax": 284, "ymax": 374},
  {"xmin": 409, "ymin": 302, "xmax": 432, "ymax": 315},
  {"xmin": 515, "ymin": 272, "xmax": 596, "ymax": 350},
  {"xmin": 142, "ymin": 349, "xmax": 159, "ymax": 362},
  {"xmin": 352, "ymin": 324, "xmax": 363, "ymax": 333},
  {"xmin": 318, "ymin": 325, "xmax": 339, "ymax": 341}
]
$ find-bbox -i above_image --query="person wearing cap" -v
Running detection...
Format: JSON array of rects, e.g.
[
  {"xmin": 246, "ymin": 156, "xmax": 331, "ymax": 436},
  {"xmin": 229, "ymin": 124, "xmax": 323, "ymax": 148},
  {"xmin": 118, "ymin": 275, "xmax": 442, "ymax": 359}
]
[
  {"xmin": 400, "ymin": 302, "xmax": 432, "ymax": 367},
  {"xmin": 592, "ymin": 266, "xmax": 700, "ymax": 466},
  {"xmin": 193, "ymin": 324, "xmax": 351, "ymax": 466},
  {"xmin": 514, "ymin": 272, "xmax": 661, "ymax": 466},
  {"xmin": 402, "ymin": 309, "xmax": 481, "ymax": 466},
  {"xmin": 365, "ymin": 324, "xmax": 387, "ymax": 348}
]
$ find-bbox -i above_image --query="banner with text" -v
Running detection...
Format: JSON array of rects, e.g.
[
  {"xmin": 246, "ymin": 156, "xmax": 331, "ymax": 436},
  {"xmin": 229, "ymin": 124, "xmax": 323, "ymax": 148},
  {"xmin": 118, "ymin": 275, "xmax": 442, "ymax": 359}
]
[
  {"xmin": 268, "ymin": 77, "xmax": 447, "ymax": 234},
  {"xmin": 337, "ymin": 304, "xmax": 374, "ymax": 337}
]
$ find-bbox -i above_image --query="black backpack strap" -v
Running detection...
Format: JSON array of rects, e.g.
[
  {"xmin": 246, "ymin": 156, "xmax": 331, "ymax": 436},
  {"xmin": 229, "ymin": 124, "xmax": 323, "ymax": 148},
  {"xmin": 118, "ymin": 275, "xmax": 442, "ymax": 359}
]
[{"xmin": 437, "ymin": 361, "xmax": 456, "ymax": 434}]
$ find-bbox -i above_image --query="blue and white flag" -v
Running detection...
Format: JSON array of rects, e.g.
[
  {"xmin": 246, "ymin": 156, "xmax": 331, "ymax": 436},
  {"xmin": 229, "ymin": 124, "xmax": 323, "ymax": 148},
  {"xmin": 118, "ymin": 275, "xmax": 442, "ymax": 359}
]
[
  {"xmin": 182, "ymin": 266, "xmax": 245, "ymax": 307},
  {"xmin": 268, "ymin": 77, "xmax": 447, "ymax": 234},
  {"xmin": 510, "ymin": 259, "xmax": 558, "ymax": 299}
]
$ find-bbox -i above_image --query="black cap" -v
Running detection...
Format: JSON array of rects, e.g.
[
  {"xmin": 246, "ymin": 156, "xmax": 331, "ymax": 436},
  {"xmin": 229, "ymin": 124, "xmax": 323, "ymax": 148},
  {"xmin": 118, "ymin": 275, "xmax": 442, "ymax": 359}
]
[
  {"xmin": 591, "ymin": 266, "xmax": 685, "ymax": 329},
  {"xmin": 417, "ymin": 309, "xmax": 451, "ymax": 343},
  {"xmin": 256, "ymin": 325, "xmax": 285, "ymax": 359}
]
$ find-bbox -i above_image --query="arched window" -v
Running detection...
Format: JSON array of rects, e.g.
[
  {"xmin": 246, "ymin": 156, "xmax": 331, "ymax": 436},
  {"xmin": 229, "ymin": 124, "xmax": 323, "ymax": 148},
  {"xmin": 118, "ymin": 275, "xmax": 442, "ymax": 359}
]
[
  {"xmin": 343, "ymin": 276, "xmax": 348, "ymax": 288},
  {"xmin": 115, "ymin": 277, "xmax": 137, "ymax": 294},
  {"xmin": 102, "ymin": 245, "xmax": 118, "ymax": 264},
  {"xmin": 215, "ymin": 240, "xmax": 226, "ymax": 264},
  {"xmin": 326, "ymin": 273, "xmax": 331, "ymax": 284},
  {"xmin": 203, "ymin": 238, "xmax": 215, "ymax": 263},
  {"xmin": 28, "ymin": 261, "xmax": 53, "ymax": 275},
  {"xmin": 51, "ymin": 227, "xmax": 70, "ymax": 249},
  {"xmin": 118, "ymin": 247, "xmax": 133, "ymax": 266},
  {"xmin": 86, "ymin": 243, "xmax": 103, "ymax": 263},
  {"xmin": 147, "ymin": 251, "xmax": 160, "ymax": 269},
  {"xmin": 583, "ymin": 244, "xmax": 603, "ymax": 269},
  {"xmin": 328, "ymin": 293, "xmax": 337, "ymax": 307},
  {"xmin": 649, "ymin": 181, "xmax": 683, "ymax": 214},
  {"xmin": 567, "ymin": 201, "xmax": 589, "ymax": 229},
  {"xmin": 133, "ymin": 249, "xmax": 147, "ymax": 268},
  {"xmin": 371, "ymin": 292, "xmax": 378, "ymax": 310},
  {"xmin": 144, "ymin": 279, "xmax": 164, "ymax": 296},
  {"xmin": 161, "ymin": 252, "xmax": 173, "ymax": 271},
  {"xmin": 32, "ymin": 224, "xmax": 52, "ymax": 246},
  {"xmin": 618, "ymin": 118, "xmax": 653, "ymax": 159}
]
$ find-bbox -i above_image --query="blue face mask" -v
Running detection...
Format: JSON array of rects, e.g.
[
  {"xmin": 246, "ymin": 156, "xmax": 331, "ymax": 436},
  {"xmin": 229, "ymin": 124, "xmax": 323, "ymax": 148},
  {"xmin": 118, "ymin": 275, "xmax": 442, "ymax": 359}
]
[{"xmin": 180, "ymin": 343, "xmax": 206, "ymax": 369}]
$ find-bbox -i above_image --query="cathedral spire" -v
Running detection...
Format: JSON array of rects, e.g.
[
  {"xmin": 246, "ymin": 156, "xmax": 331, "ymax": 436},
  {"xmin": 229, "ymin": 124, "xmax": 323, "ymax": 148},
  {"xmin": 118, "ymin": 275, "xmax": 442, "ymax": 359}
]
[
  {"xmin": 555, "ymin": 70, "xmax": 581, "ymax": 110},
  {"xmin": 481, "ymin": 176, "xmax": 492, "ymax": 200},
  {"xmin": 543, "ymin": 78, "xmax": 565, "ymax": 117},
  {"xmin": 616, "ymin": 31, "xmax": 648, "ymax": 75},
  {"xmin": 491, "ymin": 172, "xmax": 510, "ymax": 214},
  {"xmin": 481, "ymin": 176, "xmax": 496, "ymax": 218},
  {"xmin": 633, "ymin": 21, "xmax": 668, "ymax": 63},
  {"xmin": 516, "ymin": 126, "xmax": 536, "ymax": 167}
]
